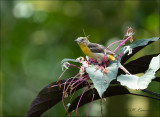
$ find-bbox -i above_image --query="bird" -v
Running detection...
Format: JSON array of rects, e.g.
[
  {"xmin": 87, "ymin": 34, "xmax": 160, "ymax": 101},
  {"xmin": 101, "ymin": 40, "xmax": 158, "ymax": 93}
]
[{"xmin": 75, "ymin": 37, "xmax": 116, "ymax": 64}]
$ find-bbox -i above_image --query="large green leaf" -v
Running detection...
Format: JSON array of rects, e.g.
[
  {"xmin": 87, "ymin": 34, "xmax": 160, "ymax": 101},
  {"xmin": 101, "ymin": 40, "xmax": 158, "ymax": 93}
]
[
  {"xmin": 86, "ymin": 62, "xmax": 119, "ymax": 98},
  {"xmin": 119, "ymin": 37, "xmax": 159, "ymax": 63},
  {"xmin": 129, "ymin": 37, "xmax": 159, "ymax": 48}
]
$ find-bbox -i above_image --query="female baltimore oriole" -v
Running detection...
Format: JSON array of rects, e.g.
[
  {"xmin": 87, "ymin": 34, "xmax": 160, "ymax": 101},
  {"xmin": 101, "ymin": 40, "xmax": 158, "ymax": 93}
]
[{"xmin": 75, "ymin": 37, "xmax": 116, "ymax": 64}]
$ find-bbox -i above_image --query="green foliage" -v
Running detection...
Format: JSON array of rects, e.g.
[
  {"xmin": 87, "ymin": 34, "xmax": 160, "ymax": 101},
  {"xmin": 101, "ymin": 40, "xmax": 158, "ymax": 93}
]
[
  {"xmin": 118, "ymin": 37, "xmax": 159, "ymax": 58},
  {"xmin": 129, "ymin": 37, "xmax": 159, "ymax": 49},
  {"xmin": 1, "ymin": 1, "xmax": 159, "ymax": 117}
]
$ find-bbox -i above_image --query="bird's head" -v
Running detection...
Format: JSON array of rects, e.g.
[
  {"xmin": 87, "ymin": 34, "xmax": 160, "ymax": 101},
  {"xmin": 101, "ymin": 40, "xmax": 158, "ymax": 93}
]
[{"xmin": 75, "ymin": 37, "xmax": 89, "ymax": 46}]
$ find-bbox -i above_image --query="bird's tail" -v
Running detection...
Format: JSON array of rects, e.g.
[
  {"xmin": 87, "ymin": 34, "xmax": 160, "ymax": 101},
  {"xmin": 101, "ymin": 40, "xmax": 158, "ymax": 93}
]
[{"xmin": 106, "ymin": 55, "xmax": 116, "ymax": 61}]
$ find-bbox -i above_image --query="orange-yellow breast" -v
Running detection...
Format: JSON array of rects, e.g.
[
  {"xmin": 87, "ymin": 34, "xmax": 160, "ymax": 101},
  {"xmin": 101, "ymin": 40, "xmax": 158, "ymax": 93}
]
[{"xmin": 78, "ymin": 44, "xmax": 91, "ymax": 56}]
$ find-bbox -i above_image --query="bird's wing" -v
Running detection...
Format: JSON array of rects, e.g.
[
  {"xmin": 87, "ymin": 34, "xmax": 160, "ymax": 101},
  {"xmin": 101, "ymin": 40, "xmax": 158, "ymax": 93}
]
[
  {"xmin": 88, "ymin": 43, "xmax": 105, "ymax": 53},
  {"xmin": 88, "ymin": 43, "xmax": 115, "ymax": 55}
]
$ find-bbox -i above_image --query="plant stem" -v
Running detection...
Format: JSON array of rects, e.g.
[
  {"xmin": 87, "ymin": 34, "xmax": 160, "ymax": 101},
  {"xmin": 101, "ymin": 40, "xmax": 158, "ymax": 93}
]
[
  {"xmin": 65, "ymin": 73, "xmax": 80, "ymax": 93},
  {"xmin": 86, "ymin": 94, "xmax": 95, "ymax": 117},
  {"xmin": 62, "ymin": 79, "xmax": 70, "ymax": 116},
  {"xmin": 58, "ymin": 68, "xmax": 69, "ymax": 82},
  {"xmin": 68, "ymin": 64, "xmax": 81, "ymax": 69},
  {"xmin": 72, "ymin": 78, "xmax": 88, "ymax": 90},
  {"xmin": 120, "ymin": 64, "xmax": 131, "ymax": 75},
  {"xmin": 75, "ymin": 87, "xmax": 88, "ymax": 117},
  {"xmin": 100, "ymin": 99, "xmax": 103, "ymax": 117},
  {"xmin": 107, "ymin": 40, "xmax": 122, "ymax": 48},
  {"xmin": 114, "ymin": 36, "xmax": 131, "ymax": 53}
]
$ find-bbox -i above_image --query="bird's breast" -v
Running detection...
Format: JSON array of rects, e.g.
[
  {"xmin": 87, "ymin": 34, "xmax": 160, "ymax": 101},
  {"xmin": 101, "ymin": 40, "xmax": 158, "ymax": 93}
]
[{"xmin": 78, "ymin": 44, "xmax": 90, "ymax": 56}]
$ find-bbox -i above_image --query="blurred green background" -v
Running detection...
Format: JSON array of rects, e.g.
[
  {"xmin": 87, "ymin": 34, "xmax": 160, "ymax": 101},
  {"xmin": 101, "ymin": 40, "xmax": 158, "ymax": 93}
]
[{"xmin": 1, "ymin": 0, "xmax": 159, "ymax": 117}]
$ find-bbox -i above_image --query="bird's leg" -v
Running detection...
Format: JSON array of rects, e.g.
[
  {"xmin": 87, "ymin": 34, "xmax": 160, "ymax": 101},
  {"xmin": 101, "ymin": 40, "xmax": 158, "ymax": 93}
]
[
  {"xmin": 97, "ymin": 58, "xmax": 102, "ymax": 64},
  {"xmin": 88, "ymin": 58, "xmax": 99, "ymax": 65},
  {"xmin": 101, "ymin": 61, "xmax": 108, "ymax": 73},
  {"xmin": 99, "ymin": 61, "xmax": 108, "ymax": 73},
  {"xmin": 95, "ymin": 59, "xmax": 103, "ymax": 70},
  {"xmin": 104, "ymin": 62, "xmax": 108, "ymax": 73},
  {"xmin": 103, "ymin": 50, "xmax": 106, "ymax": 62},
  {"xmin": 94, "ymin": 57, "xmax": 108, "ymax": 73}
]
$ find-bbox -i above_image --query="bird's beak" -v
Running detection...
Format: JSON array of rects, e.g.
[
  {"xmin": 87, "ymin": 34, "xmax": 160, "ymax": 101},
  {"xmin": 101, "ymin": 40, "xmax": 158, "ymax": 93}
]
[{"xmin": 75, "ymin": 38, "xmax": 80, "ymax": 42}]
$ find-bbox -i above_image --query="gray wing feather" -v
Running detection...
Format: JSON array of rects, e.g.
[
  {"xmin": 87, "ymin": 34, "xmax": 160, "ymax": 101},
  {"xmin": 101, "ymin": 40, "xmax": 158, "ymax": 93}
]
[
  {"xmin": 88, "ymin": 43, "xmax": 105, "ymax": 53},
  {"xmin": 88, "ymin": 43, "xmax": 115, "ymax": 54}
]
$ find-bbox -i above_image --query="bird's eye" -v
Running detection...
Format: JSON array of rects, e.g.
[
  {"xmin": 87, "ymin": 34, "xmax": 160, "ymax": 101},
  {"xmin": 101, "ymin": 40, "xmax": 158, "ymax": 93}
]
[{"xmin": 81, "ymin": 39, "xmax": 85, "ymax": 41}]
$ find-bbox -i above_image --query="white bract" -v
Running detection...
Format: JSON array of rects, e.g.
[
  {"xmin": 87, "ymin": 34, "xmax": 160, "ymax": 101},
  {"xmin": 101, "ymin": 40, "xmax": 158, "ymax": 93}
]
[
  {"xmin": 62, "ymin": 62, "xmax": 70, "ymax": 71},
  {"xmin": 117, "ymin": 54, "xmax": 160, "ymax": 90},
  {"xmin": 123, "ymin": 46, "xmax": 133, "ymax": 55},
  {"xmin": 86, "ymin": 62, "xmax": 119, "ymax": 98}
]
